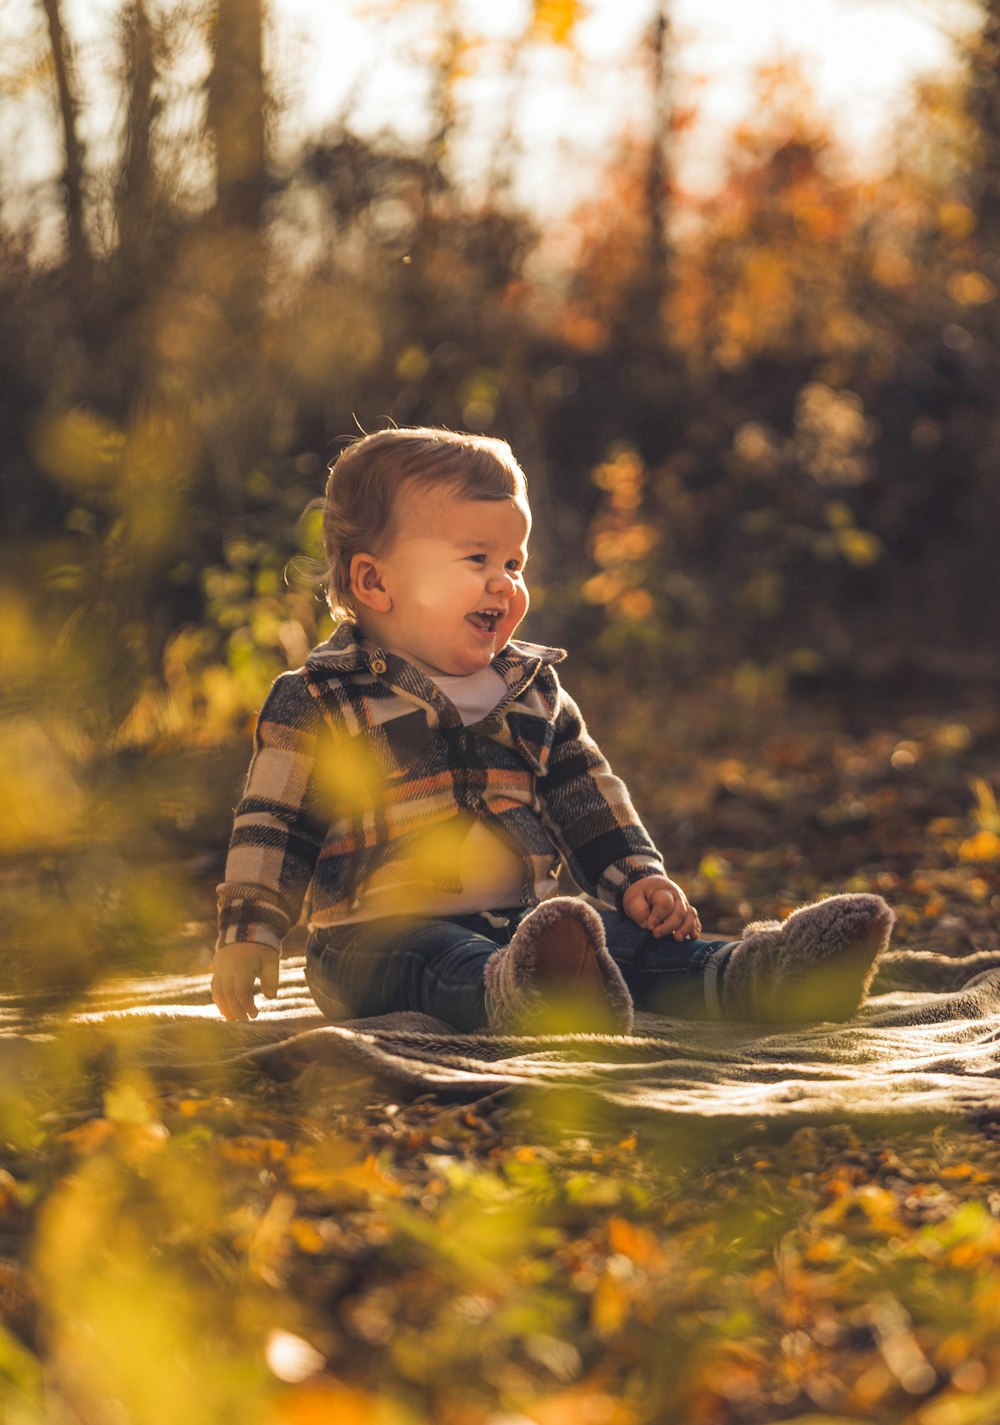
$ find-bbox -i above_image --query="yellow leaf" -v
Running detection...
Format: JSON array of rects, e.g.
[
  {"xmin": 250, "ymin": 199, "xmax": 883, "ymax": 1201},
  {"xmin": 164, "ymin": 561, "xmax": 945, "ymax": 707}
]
[{"xmin": 699, "ymin": 854, "xmax": 730, "ymax": 882}]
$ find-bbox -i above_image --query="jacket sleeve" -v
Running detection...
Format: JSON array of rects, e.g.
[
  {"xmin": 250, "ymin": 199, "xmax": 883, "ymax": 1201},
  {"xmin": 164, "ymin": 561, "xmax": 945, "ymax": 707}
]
[
  {"xmin": 216, "ymin": 671, "xmax": 329, "ymax": 952},
  {"xmin": 535, "ymin": 679, "xmax": 667, "ymax": 909}
]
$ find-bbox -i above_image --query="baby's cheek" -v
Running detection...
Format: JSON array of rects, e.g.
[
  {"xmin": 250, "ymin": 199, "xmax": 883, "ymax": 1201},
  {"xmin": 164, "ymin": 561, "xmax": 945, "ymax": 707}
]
[{"xmin": 500, "ymin": 584, "xmax": 529, "ymax": 641}]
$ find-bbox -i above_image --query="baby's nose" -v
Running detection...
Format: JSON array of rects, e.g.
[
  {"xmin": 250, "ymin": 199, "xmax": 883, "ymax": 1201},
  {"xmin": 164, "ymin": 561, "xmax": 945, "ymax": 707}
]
[{"xmin": 487, "ymin": 568, "xmax": 516, "ymax": 594}]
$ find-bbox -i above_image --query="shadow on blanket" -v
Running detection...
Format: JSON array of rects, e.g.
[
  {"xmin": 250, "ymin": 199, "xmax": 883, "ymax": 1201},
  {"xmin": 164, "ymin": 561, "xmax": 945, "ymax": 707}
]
[{"xmin": 4, "ymin": 948, "xmax": 1000, "ymax": 1125}]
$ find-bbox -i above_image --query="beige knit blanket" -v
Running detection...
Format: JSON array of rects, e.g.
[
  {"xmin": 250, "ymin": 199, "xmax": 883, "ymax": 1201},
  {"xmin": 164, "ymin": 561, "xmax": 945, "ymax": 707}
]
[{"xmin": 6, "ymin": 950, "xmax": 1000, "ymax": 1123}]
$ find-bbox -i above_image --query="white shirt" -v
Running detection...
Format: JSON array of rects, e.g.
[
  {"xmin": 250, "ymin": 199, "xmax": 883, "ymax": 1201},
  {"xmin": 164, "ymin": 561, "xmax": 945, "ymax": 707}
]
[{"xmin": 431, "ymin": 665, "xmax": 508, "ymax": 725}]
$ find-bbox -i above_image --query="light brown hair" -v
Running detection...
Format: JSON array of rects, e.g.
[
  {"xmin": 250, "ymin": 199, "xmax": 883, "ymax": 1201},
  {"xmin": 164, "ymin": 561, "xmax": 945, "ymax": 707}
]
[{"xmin": 322, "ymin": 427, "xmax": 528, "ymax": 619}]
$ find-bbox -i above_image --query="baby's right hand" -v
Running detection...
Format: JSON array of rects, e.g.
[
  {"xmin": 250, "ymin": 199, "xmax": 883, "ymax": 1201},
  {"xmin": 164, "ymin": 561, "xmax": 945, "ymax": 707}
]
[{"xmin": 211, "ymin": 942, "xmax": 280, "ymax": 1022}]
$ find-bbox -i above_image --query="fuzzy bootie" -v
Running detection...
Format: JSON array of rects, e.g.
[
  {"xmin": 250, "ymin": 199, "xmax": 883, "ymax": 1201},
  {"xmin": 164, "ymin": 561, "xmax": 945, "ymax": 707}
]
[
  {"xmin": 719, "ymin": 892, "xmax": 894, "ymax": 1024},
  {"xmin": 484, "ymin": 897, "xmax": 634, "ymax": 1035}
]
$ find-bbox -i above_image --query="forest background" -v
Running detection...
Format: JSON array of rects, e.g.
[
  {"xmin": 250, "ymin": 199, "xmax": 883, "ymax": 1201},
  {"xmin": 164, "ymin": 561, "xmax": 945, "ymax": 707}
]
[{"xmin": 4, "ymin": 1, "xmax": 1000, "ymax": 1422}]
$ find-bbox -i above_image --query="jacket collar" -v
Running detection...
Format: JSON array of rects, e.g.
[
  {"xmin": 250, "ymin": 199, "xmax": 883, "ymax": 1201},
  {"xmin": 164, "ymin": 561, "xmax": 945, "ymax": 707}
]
[{"xmin": 304, "ymin": 620, "xmax": 565, "ymax": 679}]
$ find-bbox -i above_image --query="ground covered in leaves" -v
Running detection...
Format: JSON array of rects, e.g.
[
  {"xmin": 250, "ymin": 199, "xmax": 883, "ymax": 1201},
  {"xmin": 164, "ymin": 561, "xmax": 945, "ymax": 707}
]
[{"xmin": 3, "ymin": 684, "xmax": 1000, "ymax": 1425}]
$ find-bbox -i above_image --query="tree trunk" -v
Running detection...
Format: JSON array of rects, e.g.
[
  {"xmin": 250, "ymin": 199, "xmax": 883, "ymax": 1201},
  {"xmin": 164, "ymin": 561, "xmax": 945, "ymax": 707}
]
[
  {"xmin": 39, "ymin": 0, "xmax": 88, "ymax": 279},
  {"xmin": 967, "ymin": 1, "xmax": 1000, "ymax": 295},
  {"xmin": 620, "ymin": 0, "xmax": 673, "ymax": 347},
  {"xmin": 207, "ymin": 0, "xmax": 266, "ymax": 232},
  {"xmin": 645, "ymin": 2, "xmax": 672, "ymax": 308},
  {"xmin": 117, "ymin": 0, "xmax": 156, "ymax": 255},
  {"xmin": 201, "ymin": 0, "xmax": 269, "ymax": 515}
]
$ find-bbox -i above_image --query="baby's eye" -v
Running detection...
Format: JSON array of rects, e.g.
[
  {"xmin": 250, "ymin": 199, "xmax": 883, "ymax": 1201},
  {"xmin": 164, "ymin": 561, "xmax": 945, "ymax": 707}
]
[
  {"xmin": 466, "ymin": 553, "xmax": 487, "ymax": 564},
  {"xmin": 505, "ymin": 560, "xmax": 523, "ymax": 573}
]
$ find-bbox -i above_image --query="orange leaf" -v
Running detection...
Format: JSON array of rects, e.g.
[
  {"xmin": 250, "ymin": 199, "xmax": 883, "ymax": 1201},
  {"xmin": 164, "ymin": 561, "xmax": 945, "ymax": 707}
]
[
  {"xmin": 270, "ymin": 1380, "xmax": 383, "ymax": 1425},
  {"xmin": 532, "ymin": 0, "xmax": 590, "ymax": 45},
  {"xmin": 591, "ymin": 1274, "xmax": 630, "ymax": 1339},
  {"xmin": 959, "ymin": 830, "xmax": 1000, "ymax": 862},
  {"xmin": 218, "ymin": 1135, "xmax": 289, "ymax": 1167}
]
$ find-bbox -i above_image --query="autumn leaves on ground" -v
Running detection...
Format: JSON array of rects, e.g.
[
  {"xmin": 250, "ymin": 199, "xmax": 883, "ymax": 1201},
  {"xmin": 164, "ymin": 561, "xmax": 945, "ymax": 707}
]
[{"xmin": 3, "ymin": 686, "xmax": 1000, "ymax": 1425}]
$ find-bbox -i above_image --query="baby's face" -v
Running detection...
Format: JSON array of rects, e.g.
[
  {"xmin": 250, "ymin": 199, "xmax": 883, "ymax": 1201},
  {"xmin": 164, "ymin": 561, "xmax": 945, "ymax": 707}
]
[{"xmin": 367, "ymin": 481, "xmax": 531, "ymax": 677}]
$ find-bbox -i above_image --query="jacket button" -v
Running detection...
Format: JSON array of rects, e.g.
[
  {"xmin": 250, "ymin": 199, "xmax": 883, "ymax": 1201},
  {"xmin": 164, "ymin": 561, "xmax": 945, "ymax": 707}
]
[{"xmin": 370, "ymin": 656, "xmax": 387, "ymax": 675}]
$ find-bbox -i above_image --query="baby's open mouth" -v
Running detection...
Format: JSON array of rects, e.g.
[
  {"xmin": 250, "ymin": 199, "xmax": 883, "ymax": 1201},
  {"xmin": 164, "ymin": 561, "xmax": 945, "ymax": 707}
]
[{"xmin": 467, "ymin": 608, "xmax": 503, "ymax": 634}]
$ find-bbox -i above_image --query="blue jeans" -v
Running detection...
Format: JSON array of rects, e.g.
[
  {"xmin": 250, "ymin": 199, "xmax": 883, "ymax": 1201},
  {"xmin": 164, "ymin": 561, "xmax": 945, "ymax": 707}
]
[{"xmin": 305, "ymin": 904, "xmax": 734, "ymax": 1031}]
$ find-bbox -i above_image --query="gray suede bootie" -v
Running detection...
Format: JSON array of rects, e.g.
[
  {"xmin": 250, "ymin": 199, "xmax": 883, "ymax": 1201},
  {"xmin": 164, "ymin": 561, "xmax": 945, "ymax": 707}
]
[
  {"xmin": 718, "ymin": 892, "xmax": 894, "ymax": 1024},
  {"xmin": 484, "ymin": 897, "xmax": 634, "ymax": 1035}
]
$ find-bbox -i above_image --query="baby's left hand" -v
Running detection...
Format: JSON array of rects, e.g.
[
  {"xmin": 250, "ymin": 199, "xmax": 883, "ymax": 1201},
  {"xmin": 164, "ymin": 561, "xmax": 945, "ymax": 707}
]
[{"xmin": 623, "ymin": 875, "xmax": 702, "ymax": 940}]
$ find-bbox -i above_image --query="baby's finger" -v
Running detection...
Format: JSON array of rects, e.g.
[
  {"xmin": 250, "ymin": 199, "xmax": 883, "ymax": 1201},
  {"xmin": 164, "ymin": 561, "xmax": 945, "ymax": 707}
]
[
  {"xmin": 646, "ymin": 889, "xmax": 677, "ymax": 928},
  {"xmin": 627, "ymin": 892, "xmax": 652, "ymax": 927},
  {"xmin": 212, "ymin": 973, "xmax": 239, "ymax": 1022},
  {"xmin": 672, "ymin": 906, "xmax": 702, "ymax": 941},
  {"xmin": 260, "ymin": 955, "xmax": 280, "ymax": 1001},
  {"xmin": 234, "ymin": 971, "xmax": 259, "ymax": 1020},
  {"xmin": 220, "ymin": 968, "xmax": 256, "ymax": 1022},
  {"xmin": 652, "ymin": 903, "xmax": 689, "ymax": 938}
]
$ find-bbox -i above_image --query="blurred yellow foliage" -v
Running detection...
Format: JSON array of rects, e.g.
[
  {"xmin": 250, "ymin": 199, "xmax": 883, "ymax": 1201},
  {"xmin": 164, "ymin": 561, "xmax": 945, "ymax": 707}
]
[
  {"xmin": 835, "ymin": 526, "xmax": 884, "ymax": 568},
  {"xmin": 104, "ymin": 1068, "xmax": 160, "ymax": 1126},
  {"xmin": 35, "ymin": 1141, "xmax": 270, "ymax": 1425},
  {"xmin": 0, "ymin": 718, "xmax": 86, "ymax": 854},
  {"xmin": 0, "ymin": 1322, "xmax": 43, "ymax": 1420},
  {"xmin": 0, "ymin": 592, "xmax": 48, "ymax": 687},
  {"xmin": 30, "ymin": 407, "xmax": 123, "ymax": 490},
  {"xmin": 532, "ymin": 0, "xmax": 590, "ymax": 46},
  {"xmin": 314, "ymin": 731, "xmax": 388, "ymax": 815},
  {"xmin": 30, "ymin": 407, "xmax": 193, "ymax": 567},
  {"xmin": 970, "ymin": 777, "xmax": 1000, "ymax": 832}
]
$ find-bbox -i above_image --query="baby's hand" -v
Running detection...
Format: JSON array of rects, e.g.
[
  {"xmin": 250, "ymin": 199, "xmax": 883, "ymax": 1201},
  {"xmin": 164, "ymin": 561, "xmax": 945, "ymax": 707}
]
[
  {"xmin": 212, "ymin": 942, "xmax": 280, "ymax": 1022},
  {"xmin": 623, "ymin": 875, "xmax": 702, "ymax": 940}
]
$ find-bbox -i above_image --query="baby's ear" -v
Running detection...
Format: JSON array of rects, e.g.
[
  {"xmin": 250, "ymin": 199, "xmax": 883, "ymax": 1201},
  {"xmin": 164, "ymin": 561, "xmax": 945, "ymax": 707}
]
[{"xmin": 349, "ymin": 553, "xmax": 392, "ymax": 612}]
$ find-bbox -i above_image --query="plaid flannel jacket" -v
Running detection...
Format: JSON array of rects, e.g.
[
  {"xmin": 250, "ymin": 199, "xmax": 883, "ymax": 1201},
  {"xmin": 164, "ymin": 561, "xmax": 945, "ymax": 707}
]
[{"xmin": 216, "ymin": 623, "xmax": 666, "ymax": 951}]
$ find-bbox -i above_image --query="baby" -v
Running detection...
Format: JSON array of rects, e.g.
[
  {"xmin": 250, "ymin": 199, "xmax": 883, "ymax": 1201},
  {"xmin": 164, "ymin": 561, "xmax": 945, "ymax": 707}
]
[{"xmin": 213, "ymin": 427, "xmax": 893, "ymax": 1032}]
